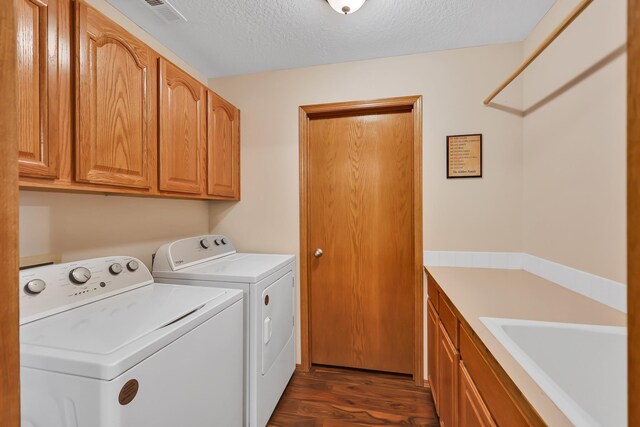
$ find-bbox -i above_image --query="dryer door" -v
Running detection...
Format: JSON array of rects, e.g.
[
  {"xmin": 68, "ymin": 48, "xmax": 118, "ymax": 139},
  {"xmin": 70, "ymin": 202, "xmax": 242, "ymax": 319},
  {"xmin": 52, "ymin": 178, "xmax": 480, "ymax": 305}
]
[{"xmin": 261, "ymin": 271, "xmax": 294, "ymax": 375}]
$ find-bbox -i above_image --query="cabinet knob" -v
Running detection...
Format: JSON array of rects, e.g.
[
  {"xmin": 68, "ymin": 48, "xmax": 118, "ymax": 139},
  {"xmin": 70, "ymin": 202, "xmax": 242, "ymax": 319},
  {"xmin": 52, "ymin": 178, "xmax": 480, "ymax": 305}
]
[{"xmin": 314, "ymin": 248, "xmax": 323, "ymax": 258}]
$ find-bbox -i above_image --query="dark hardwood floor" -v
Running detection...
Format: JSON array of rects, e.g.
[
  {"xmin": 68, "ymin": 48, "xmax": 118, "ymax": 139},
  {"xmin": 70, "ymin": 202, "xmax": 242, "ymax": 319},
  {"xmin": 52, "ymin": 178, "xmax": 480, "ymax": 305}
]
[{"xmin": 268, "ymin": 366, "xmax": 439, "ymax": 426}]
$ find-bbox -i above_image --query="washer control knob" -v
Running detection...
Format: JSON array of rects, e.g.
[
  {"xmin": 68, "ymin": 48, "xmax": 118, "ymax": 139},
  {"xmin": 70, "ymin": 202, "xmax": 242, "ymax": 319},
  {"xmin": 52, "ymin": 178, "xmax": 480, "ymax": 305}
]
[
  {"xmin": 127, "ymin": 260, "xmax": 139, "ymax": 272},
  {"xmin": 69, "ymin": 267, "xmax": 92, "ymax": 284},
  {"xmin": 25, "ymin": 279, "xmax": 46, "ymax": 295},
  {"xmin": 200, "ymin": 239, "xmax": 211, "ymax": 249},
  {"xmin": 109, "ymin": 263, "xmax": 123, "ymax": 275},
  {"xmin": 214, "ymin": 239, "xmax": 221, "ymax": 246},
  {"xmin": 221, "ymin": 238, "xmax": 227, "ymax": 245}
]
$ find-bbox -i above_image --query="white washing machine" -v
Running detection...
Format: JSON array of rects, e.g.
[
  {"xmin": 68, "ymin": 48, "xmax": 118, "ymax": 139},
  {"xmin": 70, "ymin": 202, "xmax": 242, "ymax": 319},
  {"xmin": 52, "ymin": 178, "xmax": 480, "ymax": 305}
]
[
  {"xmin": 152, "ymin": 235, "xmax": 296, "ymax": 427},
  {"xmin": 19, "ymin": 256, "xmax": 244, "ymax": 427}
]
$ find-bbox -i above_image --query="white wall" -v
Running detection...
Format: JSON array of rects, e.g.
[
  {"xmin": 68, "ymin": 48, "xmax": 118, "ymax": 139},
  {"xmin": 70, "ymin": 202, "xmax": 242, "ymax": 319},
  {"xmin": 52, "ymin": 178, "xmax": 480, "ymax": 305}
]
[
  {"xmin": 19, "ymin": 192, "xmax": 209, "ymax": 268},
  {"xmin": 207, "ymin": 0, "xmax": 628, "ymax": 372},
  {"xmin": 208, "ymin": 43, "xmax": 525, "ymax": 253},
  {"xmin": 208, "ymin": 43, "xmax": 526, "ymax": 369},
  {"xmin": 520, "ymin": 0, "xmax": 627, "ymax": 283}
]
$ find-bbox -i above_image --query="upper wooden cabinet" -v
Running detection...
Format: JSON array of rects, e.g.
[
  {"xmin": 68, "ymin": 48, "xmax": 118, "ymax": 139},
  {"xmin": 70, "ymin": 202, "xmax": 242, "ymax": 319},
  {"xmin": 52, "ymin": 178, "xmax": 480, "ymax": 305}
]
[
  {"xmin": 17, "ymin": 1, "xmax": 241, "ymax": 200},
  {"xmin": 75, "ymin": 1, "xmax": 155, "ymax": 189},
  {"xmin": 158, "ymin": 58, "xmax": 206, "ymax": 194},
  {"xmin": 207, "ymin": 91, "xmax": 240, "ymax": 199},
  {"xmin": 16, "ymin": 0, "xmax": 59, "ymax": 179}
]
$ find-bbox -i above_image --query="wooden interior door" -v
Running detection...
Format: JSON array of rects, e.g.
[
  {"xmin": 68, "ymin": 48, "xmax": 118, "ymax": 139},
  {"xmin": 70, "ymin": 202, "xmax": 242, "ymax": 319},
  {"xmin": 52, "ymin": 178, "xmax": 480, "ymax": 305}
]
[
  {"xmin": 159, "ymin": 58, "xmax": 205, "ymax": 194},
  {"xmin": 16, "ymin": 0, "xmax": 59, "ymax": 179},
  {"xmin": 75, "ymin": 1, "xmax": 155, "ymax": 188},
  {"xmin": 308, "ymin": 108, "xmax": 415, "ymax": 374},
  {"xmin": 207, "ymin": 90, "xmax": 240, "ymax": 199}
]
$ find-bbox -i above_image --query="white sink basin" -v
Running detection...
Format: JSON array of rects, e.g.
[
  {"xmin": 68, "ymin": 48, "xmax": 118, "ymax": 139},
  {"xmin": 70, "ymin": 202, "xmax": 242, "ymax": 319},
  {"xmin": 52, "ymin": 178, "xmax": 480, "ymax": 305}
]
[{"xmin": 480, "ymin": 317, "xmax": 627, "ymax": 427}]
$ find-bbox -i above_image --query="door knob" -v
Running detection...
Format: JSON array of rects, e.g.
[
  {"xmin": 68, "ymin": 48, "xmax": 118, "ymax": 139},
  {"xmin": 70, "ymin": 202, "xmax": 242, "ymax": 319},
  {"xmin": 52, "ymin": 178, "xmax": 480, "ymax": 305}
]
[{"xmin": 314, "ymin": 248, "xmax": 323, "ymax": 258}]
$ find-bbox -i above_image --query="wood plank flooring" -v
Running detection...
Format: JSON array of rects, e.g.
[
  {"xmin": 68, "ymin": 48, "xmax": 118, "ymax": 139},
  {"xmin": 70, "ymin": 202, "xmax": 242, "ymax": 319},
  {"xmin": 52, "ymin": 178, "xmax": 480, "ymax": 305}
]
[{"xmin": 268, "ymin": 366, "xmax": 439, "ymax": 426}]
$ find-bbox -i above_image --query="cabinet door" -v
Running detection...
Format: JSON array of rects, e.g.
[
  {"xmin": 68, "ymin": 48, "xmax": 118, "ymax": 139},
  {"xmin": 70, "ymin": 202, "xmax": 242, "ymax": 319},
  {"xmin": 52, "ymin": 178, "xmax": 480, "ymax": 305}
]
[
  {"xmin": 438, "ymin": 321, "xmax": 459, "ymax": 427},
  {"xmin": 207, "ymin": 91, "xmax": 240, "ymax": 199},
  {"xmin": 16, "ymin": 0, "xmax": 59, "ymax": 178},
  {"xmin": 458, "ymin": 362, "xmax": 496, "ymax": 427},
  {"xmin": 75, "ymin": 2, "xmax": 155, "ymax": 188},
  {"xmin": 427, "ymin": 299, "xmax": 439, "ymax": 410},
  {"xmin": 158, "ymin": 59, "xmax": 205, "ymax": 194}
]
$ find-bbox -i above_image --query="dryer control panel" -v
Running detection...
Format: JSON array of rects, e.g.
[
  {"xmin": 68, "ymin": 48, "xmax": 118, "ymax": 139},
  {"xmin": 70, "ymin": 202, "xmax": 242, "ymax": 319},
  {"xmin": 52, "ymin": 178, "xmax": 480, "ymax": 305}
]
[
  {"xmin": 19, "ymin": 256, "xmax": 153, "ymax": 325},
  {"xmin": 153, "ymin": 235, "xmax": 237, "ymax": 272}
]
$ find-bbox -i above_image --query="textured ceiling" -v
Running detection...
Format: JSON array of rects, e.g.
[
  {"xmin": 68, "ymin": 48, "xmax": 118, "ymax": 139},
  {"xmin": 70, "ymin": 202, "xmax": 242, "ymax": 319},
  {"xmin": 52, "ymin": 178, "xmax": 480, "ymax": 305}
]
[{"xmin": 106, "ymin": 0, "xmax": 557, "ymax": 77}]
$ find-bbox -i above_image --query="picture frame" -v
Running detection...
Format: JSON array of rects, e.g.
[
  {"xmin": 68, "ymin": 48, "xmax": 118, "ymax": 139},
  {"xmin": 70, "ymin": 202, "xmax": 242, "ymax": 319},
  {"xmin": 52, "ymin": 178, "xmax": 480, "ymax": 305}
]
[{"xmin": 447, "ymin": 134, "xmax": 482, "ymax": 178}]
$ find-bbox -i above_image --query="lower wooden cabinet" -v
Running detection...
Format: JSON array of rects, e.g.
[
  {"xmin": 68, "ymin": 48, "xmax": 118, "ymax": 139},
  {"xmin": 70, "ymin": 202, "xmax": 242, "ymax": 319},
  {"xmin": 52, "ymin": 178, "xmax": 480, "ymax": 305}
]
[
  {"xmin": 437, "ymin": 321, "xmax": 459, "ymax": 427},
  {"xmin": 459, "ymin": 327, "xmax": 532, "ymax": 426},
  {"xmin": 426, "ymin": 271, "xmax": 542, "ymax": 427},
  {"xmin": 427, "ymin": 300, "xmax": 439, "ymax": 409},
  {"xmin": 430, "ymin": 307, "xmax": 494, "ymax": 427},
  {"xmin": 458, "ymin": 361, "xmax": 496, "ymax": 427}
]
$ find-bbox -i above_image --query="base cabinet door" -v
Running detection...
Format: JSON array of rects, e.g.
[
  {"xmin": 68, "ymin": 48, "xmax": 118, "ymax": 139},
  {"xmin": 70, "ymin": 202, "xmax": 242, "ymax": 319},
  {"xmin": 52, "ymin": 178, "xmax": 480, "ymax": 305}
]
[
  {"xmin": 16, "ymin": 0, "xmax": 60, "ymax": 179},
  {"xmin": 158, "ymin": 58, "xmax": 205, "ymax": 194},
  {"xmin": 438, "ymin": 321, "xmax": 459, "ymax": 427},
  {"xmin": 427, "ymin": 300, "xmax": 439, "ymax": 410},
  {"xmin": 207, "ymin": 91, "xmax": 240, "ymax": 199},
  {"xmin": 75, "ymin": 2, "xmax": 155, "ymax": 189},
  {"xmin": 428, "ymin": 276, "xmax": 543, "ymax": 427},
  {"xmin": 458, "ymin": 361, "xmax": 496, "ymax": 427}
]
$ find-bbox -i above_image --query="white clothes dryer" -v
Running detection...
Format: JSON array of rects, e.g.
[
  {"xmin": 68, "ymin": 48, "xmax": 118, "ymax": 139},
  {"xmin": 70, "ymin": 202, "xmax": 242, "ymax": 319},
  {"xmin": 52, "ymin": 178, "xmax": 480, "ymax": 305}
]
[
  {"xmin": 19, "ymin": 256, "xmax": 244, "ymax": 427},
  {"xmin": 153, "ymin": 235, "xmax": 296, "ymax": 427}
]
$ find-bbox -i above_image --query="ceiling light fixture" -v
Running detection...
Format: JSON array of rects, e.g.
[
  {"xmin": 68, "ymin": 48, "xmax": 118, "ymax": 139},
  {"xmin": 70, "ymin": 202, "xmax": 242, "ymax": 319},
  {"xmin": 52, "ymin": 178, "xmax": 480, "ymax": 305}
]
[{"xmin": 326, "ymin": 0, "xmax": 366, "ymax": 15}]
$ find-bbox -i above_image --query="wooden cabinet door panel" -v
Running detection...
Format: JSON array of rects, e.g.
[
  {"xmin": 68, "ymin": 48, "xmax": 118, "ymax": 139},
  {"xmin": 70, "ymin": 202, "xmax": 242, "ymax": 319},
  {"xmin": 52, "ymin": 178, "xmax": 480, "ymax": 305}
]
[
  {"xmin": 207, "ymin": 91, "xmax": 240, "ymax": 199},
  {"xmin": 16, "ymin": 0, "xmax": 59, "ymax": 178},
  {"xmin": 458, "ymin": 362, "xmax": 496, "ymax": 427},
  {"xmin": 428, "ymin": 299, "xmax": 439, "ymax": 410},
  {"xmin": 438, "ymin": 321, "xmax": 459, "ymax": 427},
  {"xmin": 75, "ymin": 2, "xmax": 154, "ymax": 188},
  {"xmin": 159, "ymin": 59, "xmax": 205, "ymax": 194},
  {"xmin": 459, "ymin": 327, "xmax": 532, "ymax": 426},
  {"xmin": 439, "ymin": 295, "xmax": 459, "ymax": 347}
]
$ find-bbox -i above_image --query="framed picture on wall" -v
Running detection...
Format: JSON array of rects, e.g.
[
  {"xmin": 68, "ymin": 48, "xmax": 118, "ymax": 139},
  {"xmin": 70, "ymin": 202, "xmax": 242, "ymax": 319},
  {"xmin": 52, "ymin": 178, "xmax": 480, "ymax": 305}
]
[{"xmin": 447, "ymin": 134, "xmax": 482, "ymax": 178}]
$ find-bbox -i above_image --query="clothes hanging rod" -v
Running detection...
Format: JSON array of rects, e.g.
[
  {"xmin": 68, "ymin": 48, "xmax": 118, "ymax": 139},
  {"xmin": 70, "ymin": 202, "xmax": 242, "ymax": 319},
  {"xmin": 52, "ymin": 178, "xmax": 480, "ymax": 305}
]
[{"xmin": 483, "ymin": 0, "xmax": 594, "ymax": 106}]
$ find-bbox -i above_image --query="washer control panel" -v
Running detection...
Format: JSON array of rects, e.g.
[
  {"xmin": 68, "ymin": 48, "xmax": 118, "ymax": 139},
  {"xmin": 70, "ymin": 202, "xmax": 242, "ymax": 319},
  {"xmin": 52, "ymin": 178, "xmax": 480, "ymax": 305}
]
[
  {"xmin": 19, "ymin": 256, "xmax": 153, "ymax": 325},
  {"xmin": 153, "ymin": 235, "xmax": 236, "ymax": 272}
]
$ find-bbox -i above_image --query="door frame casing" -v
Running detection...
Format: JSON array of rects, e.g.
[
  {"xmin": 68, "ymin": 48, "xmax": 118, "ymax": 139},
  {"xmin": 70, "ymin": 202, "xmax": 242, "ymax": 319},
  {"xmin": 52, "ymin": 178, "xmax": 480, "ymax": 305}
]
[
  {"xmin": 0, "ymin": 1, "xmax": 20, "ymax": 425},
  {"xmin": 298, "ymin": 96, "xmax": 424, "ymax": 385},
  {"xmin": 628, "ymin": 0, "xmax": 639, "ymax": 423}
]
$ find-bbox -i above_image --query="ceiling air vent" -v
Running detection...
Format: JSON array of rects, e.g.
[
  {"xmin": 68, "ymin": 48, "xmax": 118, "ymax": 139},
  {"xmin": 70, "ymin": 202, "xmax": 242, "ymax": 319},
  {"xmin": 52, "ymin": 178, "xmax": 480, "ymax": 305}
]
[{"xmin": 142, "ymin": 0, "xmax": 187, "ymax": 23}]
